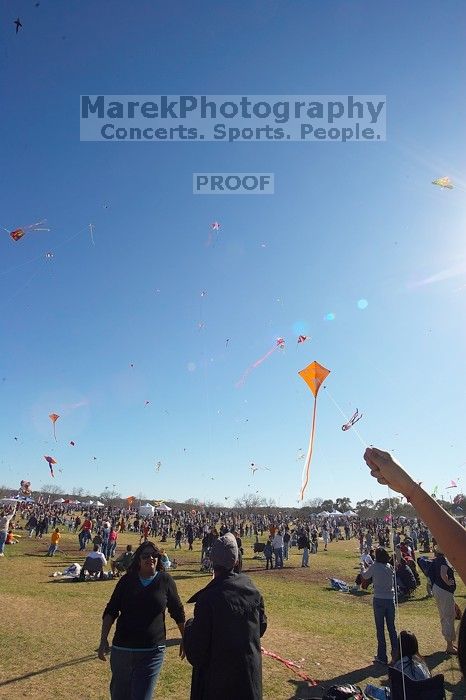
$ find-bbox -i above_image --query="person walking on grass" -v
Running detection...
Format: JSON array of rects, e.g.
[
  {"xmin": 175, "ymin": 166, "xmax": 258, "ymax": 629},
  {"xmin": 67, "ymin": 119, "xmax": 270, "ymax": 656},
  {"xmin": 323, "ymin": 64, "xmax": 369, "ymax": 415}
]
[
  {"xmin": 0, "ymin": 504, "xmax": 17, "ymax": 556},
  {"xmin": 46, "ymin": 528, "xmax": 60, "ymax": 556},
  {"xmin": 98, "ymin": 541, "xmax": 185, "ymax": 700}
]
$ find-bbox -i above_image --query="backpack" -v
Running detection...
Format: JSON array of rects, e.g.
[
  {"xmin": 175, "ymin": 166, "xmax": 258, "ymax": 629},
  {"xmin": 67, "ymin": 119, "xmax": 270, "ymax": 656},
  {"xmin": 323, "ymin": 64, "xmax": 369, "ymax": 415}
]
[
  {"xmin": 323, "ymin": 684, "xmax": 367, "ymax": 699},
  {"xmin": 329, "ymin": 578, "xmax": 349, "ymax": 592}
]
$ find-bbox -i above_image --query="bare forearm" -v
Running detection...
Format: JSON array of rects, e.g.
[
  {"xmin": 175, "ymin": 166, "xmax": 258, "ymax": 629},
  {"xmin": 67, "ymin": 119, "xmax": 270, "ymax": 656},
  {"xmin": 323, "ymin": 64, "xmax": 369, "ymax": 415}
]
[
  {"xmin": 100, "ymin": 614, "xmax": 114, "ymax": 645},
  {"xmin": 409, "ymin": 483, "xmax": 466, "ymax": 582}
]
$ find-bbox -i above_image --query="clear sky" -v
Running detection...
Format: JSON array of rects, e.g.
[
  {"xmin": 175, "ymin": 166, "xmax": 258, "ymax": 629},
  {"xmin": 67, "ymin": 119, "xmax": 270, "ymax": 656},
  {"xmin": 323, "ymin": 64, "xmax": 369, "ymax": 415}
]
[{"xmin": 1, "ymin": 1, "xmax": 465, "ymax": 507}]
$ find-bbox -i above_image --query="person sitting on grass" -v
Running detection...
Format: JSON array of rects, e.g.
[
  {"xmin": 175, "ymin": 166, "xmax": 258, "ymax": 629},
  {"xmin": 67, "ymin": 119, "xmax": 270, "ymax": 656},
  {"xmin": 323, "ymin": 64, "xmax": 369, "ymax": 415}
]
[
  {"xmin": 6, "ymin": 529, "xmax": 20, "ymax": 545},
  {"xmin": 391, "ymin": 629, "xmax": 431, "ymax": 680},
  {"xmin": 110, "ymin": 544, "xmax": 133, "ymax": 577},
  {"xmin": 46, "ymin": 528, "xmax": 60, "ymax": 556},
  {"xmin": 80, "ymin": 543, "xmax": 107, "ymax": 580}
]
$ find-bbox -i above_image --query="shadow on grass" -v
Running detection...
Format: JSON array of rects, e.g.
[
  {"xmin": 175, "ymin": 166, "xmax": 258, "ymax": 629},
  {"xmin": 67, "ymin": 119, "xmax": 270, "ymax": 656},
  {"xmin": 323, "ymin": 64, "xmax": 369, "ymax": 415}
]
[
  {"xmin": 0, "ymin": 654, "xmax": 97, "ymax": 687},
  {"xmin": 286, "ymin": 662, "xmax": 388, "ymax": 699},
  {"xmin": 424, "ymin": 651, "xmax": 466, "ymax": 699}
]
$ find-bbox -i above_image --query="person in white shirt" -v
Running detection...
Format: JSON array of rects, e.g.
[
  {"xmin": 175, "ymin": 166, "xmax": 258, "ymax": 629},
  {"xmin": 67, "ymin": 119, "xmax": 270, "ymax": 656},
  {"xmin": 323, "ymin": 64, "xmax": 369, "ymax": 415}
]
[{"xmin": 272, "ymin": 531, "xmax": 284, "ymax": 569}]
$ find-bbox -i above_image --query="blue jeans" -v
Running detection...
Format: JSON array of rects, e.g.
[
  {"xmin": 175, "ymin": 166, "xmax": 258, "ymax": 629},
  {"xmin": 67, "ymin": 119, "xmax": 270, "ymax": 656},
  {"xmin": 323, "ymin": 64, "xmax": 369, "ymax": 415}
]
[
  {"xmin": 302, "ymin": 547, "xmax": 309, "ymax": 566},
  {"xmin": 46, "ymin": 544, "xmax": 57, "ymax": 556},
  {"xmin": 0, "ymin": 531, "xmax": 7, "ymax": 554},
  {"xmin": 373, "ymin": 598, "xmax": 397, "ymax": 663},
  {"xmin": 274, "ymin": 548, "xmax": 283, "ymax": 568},
  {"xmin": 283, "ymin": 543, "xmax": 289, "ymax": 560},
  {"xmin": 110, "ymin": 646, "xmax": 165, "ymax": 700}
]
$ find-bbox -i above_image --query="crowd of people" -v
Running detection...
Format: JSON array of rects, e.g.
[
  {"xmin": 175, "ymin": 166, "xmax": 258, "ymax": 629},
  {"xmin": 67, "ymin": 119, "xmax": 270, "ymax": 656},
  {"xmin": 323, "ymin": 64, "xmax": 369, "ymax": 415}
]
[{"xmin": 1, "ymin": 447, "xmax": 465, "ymax": 699}]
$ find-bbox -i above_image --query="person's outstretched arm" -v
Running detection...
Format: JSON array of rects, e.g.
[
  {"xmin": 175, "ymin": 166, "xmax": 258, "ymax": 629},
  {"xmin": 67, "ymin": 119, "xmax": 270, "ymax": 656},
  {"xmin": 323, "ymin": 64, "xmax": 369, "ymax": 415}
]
[{"xmin": 364, "ymin": 447, "xmax": 466, "ymax": 583}]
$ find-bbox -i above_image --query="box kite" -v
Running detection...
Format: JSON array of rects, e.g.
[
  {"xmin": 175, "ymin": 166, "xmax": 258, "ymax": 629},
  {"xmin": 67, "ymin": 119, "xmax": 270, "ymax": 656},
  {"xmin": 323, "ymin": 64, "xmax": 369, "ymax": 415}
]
[{"xmin": 298, "ymin": 361, "xmax": 330, "ymax": 500}]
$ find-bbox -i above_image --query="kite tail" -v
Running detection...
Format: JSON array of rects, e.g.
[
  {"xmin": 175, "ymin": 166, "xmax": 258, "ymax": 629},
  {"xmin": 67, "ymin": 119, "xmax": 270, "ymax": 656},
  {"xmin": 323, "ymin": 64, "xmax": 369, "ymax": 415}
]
[
  {"xmin": 261, "ymin": 647, "xmax": 318, "ymax": 685},
  {"xmin": 300, "ymin": 397, "xmax": 317, "ymax": 501},
  {"xmin": 53, "ymin": 424, "xmax": 57, "ymax": 441}
]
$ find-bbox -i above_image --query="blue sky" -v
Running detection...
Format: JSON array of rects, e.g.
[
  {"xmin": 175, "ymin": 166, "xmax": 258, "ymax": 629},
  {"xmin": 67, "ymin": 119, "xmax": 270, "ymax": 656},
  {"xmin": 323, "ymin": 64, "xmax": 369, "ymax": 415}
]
[{"xmin": 1, "ymin": 1, "xmax": 465, "ymax": 506}]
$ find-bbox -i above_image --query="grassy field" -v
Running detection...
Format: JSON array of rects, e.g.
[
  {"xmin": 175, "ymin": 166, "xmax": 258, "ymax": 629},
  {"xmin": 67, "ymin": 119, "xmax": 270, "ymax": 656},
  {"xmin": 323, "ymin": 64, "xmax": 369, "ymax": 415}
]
[{"xmin": 0, "ymin": 529, "xmax": 464, "ymax": 699}]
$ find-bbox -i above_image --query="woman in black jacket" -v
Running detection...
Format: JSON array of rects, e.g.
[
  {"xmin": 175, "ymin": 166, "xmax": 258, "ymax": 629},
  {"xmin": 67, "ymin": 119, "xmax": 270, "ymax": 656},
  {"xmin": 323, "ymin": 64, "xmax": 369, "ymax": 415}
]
[{"xmin": 98, "ymin": 541, "xmax": 185, "ymax": 700}]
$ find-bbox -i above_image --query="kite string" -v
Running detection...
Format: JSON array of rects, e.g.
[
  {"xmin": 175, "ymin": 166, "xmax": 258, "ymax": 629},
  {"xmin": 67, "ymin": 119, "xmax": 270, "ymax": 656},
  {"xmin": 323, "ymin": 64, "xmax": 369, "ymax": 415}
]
[{"xmin": 387, "ymin": 485, "xmax": 407, "ymax": 700}]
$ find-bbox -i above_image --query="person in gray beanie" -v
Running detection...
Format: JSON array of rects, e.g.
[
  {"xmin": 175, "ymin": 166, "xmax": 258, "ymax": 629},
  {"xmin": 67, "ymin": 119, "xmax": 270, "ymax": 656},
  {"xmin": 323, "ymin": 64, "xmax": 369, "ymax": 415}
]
[{"xmin": 184, "ymin": 532, "xmax": 267, "ymax": 700}]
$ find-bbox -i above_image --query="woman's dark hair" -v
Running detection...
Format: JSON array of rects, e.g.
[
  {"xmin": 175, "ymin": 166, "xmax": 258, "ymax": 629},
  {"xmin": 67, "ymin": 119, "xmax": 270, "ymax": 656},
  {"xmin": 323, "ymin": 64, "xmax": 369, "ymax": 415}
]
[
  {"xmin": 375, "ymin": 547, "xmax": 390, "ymax": 564},
  {"xmin": 394, "ymin": 630, "xmax": 419, "ymax": 662},
  {"xmin": 127, "ymin": 541, "xmax": 164, "ymax": 575}
]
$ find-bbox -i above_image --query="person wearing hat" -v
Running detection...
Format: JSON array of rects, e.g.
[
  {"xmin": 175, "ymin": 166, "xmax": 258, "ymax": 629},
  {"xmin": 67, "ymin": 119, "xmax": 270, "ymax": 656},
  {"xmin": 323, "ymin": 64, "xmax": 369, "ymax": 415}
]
[
  {"xmin": 184, "ymin": 532, "xmax": 267, "ymax": 700},
  {"xmin": 98, "ymin": 541, "xmax": 185, "ymax": 699}
]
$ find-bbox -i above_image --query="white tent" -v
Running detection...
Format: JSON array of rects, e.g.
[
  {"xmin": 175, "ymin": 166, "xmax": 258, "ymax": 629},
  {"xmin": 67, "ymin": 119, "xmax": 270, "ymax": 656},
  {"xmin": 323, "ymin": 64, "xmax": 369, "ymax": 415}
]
[
  {"xmin": 343, "ymin": 510, "xmax": 357, "ymax": 516},
  {"xmin": 53, "ymin": 498, "xmax": 65, "ymax": 504},
  {"xmin": 155, "ymin": 503, "xmax": 172, "ymax": 512},
  {"xmin": 95, "ymin": 501, "xmax": 104, "ymax": 506},
  {"xmin": 0, "ymin": 497, "xmax": 18, "ymax": 504},
  {"xmin": 139, "ymin": 503, "xmax": 155, "ymax": 517},
  {"xmin": 318, "ymin": 510, "xmax": 330, "ymax": 516}
]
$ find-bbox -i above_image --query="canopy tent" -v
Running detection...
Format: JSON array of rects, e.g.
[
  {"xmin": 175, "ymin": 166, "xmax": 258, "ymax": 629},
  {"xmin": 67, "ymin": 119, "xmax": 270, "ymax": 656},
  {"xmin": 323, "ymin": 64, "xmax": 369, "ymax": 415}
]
[
  {"xmin": 0, "ymin": 497, "xmax": 19, "ymax": 504},
  {"xmin": 318, "ymin": 510, "xmax": 330, "ymax": 516},
  {"xmin": 155, "ymin": 503, "xmax": 172, "ymax": 512},
  {"xmin": 95, "ymin": 501, "xmax": 105, "ymax": 506},
  {"xmin": 1, "ymin": 496, "xmax": 34, "ymax": 504},
  {"xmin": 329, "ymin": 510, "xmax": 342, "ymax": 516},
  {"xmin": 343, "ymin": 510, "xmax": 357, "ymax": 516},
  {"xmin": 139, "ymin": 503, "xmax": 155, "ymax": 517},
  {"xmin": 53, "ymin": 498, "xmax": 65, "ymax": 504}
]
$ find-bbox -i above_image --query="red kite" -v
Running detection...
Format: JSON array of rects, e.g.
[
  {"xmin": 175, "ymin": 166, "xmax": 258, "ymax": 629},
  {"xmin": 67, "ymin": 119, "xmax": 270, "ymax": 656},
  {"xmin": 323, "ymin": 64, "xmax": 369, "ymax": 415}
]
[
  {"xmin": 8, "ymin": 219, "xmax": 49, "ymax": 242},
  {"xmin": 298, "ymin": 361, "xmax": 330, "ymax": 500}
]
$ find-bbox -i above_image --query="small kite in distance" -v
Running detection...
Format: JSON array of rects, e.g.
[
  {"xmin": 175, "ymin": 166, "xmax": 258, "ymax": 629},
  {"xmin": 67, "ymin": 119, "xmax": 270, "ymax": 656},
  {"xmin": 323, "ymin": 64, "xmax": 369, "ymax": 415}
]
[
  {"xmin": 297, "ymin": 335, "xmax": 309, "ymax": 346},
  {"xmin": 49, "ymin": 413, "xmax": 60, "ymax": 440},
  {"xmin": 14, "ymin": 17, "xmax": 23, "ymax": 33},
  {"xmin": 446, "ymin": 480, "xmax": 458, "ymax": 489},
  {"xmin": 342, "ymin": 409, "xmax": 363, "ymax": 431},
  {"xmin": 210, "ymin": 221, "xmax": 221, "ymax": 231},
  {"xmin": 44, "ymin": 455, "xmax": 57, "ymax": 478},
  {"xmin": 8, "ymin": 219, "xmax": 49, "ymax": 242},
  {"xmin": 70, "ymin": 441, "xmax": 75, "ymax": 446},
  {"xmin": 236, "ymin": 338, "xmax": 285, "ymax": 387},
  {"xmin": 155, "ymin": 461, "xmax": 161, "ymax": 472},
  {"xmin": 432, "ymin": 177, "xmax": 453, "ymax": 190}
]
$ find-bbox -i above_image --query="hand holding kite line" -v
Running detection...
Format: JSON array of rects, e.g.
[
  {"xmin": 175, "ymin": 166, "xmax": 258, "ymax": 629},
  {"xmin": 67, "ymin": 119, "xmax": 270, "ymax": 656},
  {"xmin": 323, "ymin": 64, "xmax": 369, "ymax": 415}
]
[
  {"xmin": 364, "ymin": 446, "xmax": 466, "ymax": 585},
  {"xmin": 298, "ymin": 361, "xmax": 330, "ymax": 500},
  {"xmin": 342, "ymin": 409, "xmax": 363, "ymax": 431}
]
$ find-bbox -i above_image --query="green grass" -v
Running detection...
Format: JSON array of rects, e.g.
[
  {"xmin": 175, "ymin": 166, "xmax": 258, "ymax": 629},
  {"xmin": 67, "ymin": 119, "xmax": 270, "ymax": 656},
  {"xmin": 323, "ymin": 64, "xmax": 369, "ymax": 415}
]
[{"xmin": 0, "ymin": 530, "xmax": 464, "ymax": 699}]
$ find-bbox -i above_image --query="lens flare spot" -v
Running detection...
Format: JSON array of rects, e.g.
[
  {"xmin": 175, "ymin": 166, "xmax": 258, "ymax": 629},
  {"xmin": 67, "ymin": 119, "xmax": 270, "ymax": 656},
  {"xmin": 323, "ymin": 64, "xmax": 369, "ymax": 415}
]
[
  {"xmin": 324, "ymin": 312, "xmax": 335, "ymax": 321},
  {"xmin": 357, "ymin": 299, "xmax": 368, "ymax": 310}
]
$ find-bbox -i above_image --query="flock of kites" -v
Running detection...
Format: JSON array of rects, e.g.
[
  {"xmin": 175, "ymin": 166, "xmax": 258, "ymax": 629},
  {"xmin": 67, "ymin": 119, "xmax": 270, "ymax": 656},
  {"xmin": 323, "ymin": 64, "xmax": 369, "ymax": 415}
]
[{"xmin": 5, "ymin": 176, "xmax": 462, "ymax": 502}]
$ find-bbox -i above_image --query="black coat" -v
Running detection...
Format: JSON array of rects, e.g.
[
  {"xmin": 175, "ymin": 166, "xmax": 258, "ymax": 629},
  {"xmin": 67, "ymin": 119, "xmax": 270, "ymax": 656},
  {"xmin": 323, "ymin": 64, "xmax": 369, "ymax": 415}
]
[{"xmin": 184, "ymin": 571, "xmax": 267, "ymax": 700}]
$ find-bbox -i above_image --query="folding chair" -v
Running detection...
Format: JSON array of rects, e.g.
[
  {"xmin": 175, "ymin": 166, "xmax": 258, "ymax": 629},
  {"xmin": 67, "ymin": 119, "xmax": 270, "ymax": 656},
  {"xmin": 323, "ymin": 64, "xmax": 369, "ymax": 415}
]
[{"xmin": 388, "ymin": 667, "xmax": 445, "ymax": 700}]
